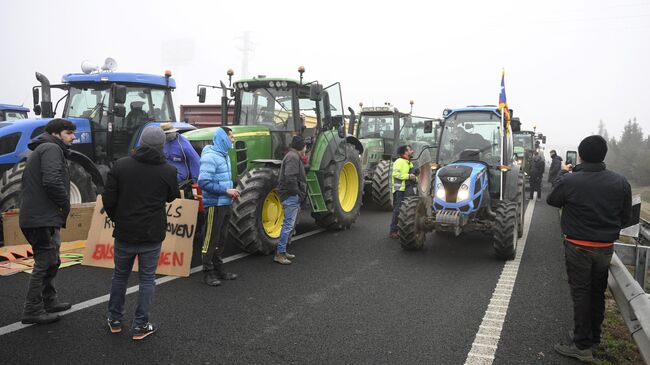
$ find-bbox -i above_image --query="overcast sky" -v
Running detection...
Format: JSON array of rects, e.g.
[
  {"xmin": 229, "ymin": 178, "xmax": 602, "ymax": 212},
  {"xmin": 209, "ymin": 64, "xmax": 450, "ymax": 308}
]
[{"xmin": 2, "ymin": 0, "xmax": 649, "ymax": 153}]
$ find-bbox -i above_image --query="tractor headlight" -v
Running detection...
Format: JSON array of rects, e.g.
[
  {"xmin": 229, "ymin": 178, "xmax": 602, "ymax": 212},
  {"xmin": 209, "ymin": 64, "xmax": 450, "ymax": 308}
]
[
  {"xmin": 435, "ymin": 177, "xmax": 445, "ymax": 200},
  {"xmin": 269, "ymin": 81, "xmax": 275, "ymax": 87},
  {"xmin": 281, "ymin": 81, "xmax": 288, "ymax": 87},
  {"xmin": 456, "ymin": 177, "xmax": 471, "ymax": 202}
]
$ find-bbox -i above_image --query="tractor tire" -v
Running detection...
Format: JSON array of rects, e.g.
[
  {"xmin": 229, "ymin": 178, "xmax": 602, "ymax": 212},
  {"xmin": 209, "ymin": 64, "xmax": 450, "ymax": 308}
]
[
  {"xmin": 493, "ymin": 201, "xmax": 519, "ymax": 260},
  {"xmin": 517, "ymin": 173, "xmax": 525, "ymax": 238},
  {"xmin": 0, "ymin": 162, "xmax": 26, "ymax": 213},
  {"xmin": 371, "ymin": 160, "xmax": 393, "ymax": 210},
  {"xmin": 312, "ymin": 144, "xmax": 363, "ymax": 230},
  {"xmin": 398, "ymin": 196, "xmax": 427, "ymax": 250},
  {"xmin": 229, "ymin": 168, "xmax": 282, "ymax": 255},
  {"xmin": 68, "ymin": 161, "xmax": 97, "ymax": 204}
]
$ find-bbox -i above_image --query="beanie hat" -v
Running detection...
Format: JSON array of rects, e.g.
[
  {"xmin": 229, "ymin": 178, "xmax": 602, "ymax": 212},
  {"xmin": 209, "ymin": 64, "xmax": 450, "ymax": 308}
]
[
  {"xmin": 290, "ymin": 135, "xmax": 306, "ymax": 151},
  {"xmin": 578, "ymin": 135, "xmax": 608, "ymax": 163},
  {"xmin": 139, "ymin": 126, "xmax": 166, "ymax": 152}
]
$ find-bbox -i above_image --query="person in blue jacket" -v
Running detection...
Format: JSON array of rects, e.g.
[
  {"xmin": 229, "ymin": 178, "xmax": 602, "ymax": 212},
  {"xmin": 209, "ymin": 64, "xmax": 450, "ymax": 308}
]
[
  {"xmin": 198, "ymin": 127, "xmax": 240, "ymax": 286},
  {"xmin": 161, "ymin": 123, "xmax": 200, "ymax": 183}
]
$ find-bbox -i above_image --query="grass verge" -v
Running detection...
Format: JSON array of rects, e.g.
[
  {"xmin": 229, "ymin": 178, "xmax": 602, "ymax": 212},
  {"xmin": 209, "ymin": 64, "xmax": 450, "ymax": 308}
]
[{"xmin": 593, "ymin": 292, "xmax": 643, "ymax": 364}]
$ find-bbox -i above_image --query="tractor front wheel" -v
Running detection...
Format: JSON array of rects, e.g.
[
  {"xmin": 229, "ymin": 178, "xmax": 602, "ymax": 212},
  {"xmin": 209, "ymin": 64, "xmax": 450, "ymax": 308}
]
[
  {"xmin": 371, "ymin": 160, "xmax": 393, "ymax": 210},
  {"xmin": 493, "ymin": 201, "xmax": 518, "ymax": 260},
  {"xmin": 229, "ymin": 168, "xmax": 283, "ymax": 255},
  {"xmin": 398, "ymin": 196, "xmax": 428, "ymax": 250},
  {"xmin": 312, "ymin": 144, "xmax": 363, "ymax": 230}
]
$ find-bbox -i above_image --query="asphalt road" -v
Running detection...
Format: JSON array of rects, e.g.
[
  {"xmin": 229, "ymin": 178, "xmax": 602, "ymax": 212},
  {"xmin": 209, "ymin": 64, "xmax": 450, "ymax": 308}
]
[{"xmin": 0, "ymin": 182, "xmax": 582, "ymax": 364}]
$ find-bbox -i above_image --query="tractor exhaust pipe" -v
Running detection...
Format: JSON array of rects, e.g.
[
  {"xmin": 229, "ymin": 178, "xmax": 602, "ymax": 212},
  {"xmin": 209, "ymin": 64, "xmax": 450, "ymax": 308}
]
[{"xmin": 35, "ymin": 72, "xmax": 54, "ymax": 118}]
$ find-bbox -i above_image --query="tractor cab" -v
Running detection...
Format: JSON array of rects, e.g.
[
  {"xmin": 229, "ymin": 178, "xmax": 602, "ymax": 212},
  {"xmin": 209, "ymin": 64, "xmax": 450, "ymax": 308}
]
[
  {"xmin": 0, "ymin": 104, "xmax": 29, "ymax": 121},
  {"xmin": 513, "ymin": 129, "xmax": 536, "ymax": 177}
]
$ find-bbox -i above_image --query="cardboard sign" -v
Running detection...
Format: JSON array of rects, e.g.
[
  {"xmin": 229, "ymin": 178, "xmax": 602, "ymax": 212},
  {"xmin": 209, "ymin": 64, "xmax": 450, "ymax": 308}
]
[
  {"xmin": 82, "ymin": 196, "xmax": 198, "ymax": 277},
  {"xmin": 2, "ymin": 203, "xmax": 96, "ymax": 246}
]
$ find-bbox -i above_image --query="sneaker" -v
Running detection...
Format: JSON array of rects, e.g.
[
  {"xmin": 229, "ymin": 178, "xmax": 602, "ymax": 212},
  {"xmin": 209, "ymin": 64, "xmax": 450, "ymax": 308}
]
[
  {"xmin": 389, "ymin": 232, "xmax": 399, "ymax": 239},
  {"xmin": 554, "ymin": 342, "xmax": 594, "ymax": 362},
  {"xmin": 217, "ymin": 271, "xmax": 237, "ymax": 280},
  {"xmin": 21, "ymin": 312, "xmax": 60, "ymax": 325},
  {"xmin": 44, "ymin": 301, "xmax": 72, "ymax": 313},
  {"xmin": 202, "ymin": 272, "xmax": 221, "ymax": 286},
  {"xmin": 107, "ymin": 318, "xmax": 122, "ymax": 333},
  {"xmin": 132, "ymin": 323, "xmax": 157, "ymax": 340},
  {"xmin": 274, "ymin": 253, "xmax": 292, "ymax": 265},
  {"xmin": 567, "ymin": 330, "xmax": 599, "ymax": 352},
  {"xmin": 284, "ymin": 252, "xmax": 296, "ymax": 260}
]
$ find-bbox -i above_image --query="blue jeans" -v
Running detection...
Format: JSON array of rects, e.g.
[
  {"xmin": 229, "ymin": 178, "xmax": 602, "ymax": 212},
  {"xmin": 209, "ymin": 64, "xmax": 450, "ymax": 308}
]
[
  {"xmin": 108, "ymin": 240, "xmax": 161, "ymax": 327},
  {"xmin": 277, "ymin": 195, "xmax": 301, "ymax": 254}
]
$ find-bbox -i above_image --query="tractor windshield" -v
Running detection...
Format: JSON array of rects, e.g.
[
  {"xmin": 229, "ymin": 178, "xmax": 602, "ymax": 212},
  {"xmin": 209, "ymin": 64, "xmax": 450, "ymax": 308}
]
[
  {"xmin": 438, "ymin": 111, "xmax": 501, "ymax": 165},
  {"xmin": 239, "ymin": 87, "xmax": 295, "ymax": 131},
  {"xmin": 399, "ymin": 116, "xmax": 437, "ymax": 146},
  {"xmin": 358, "ymin": 114, "xmax": 394, "ymax": 139},
  {"xmin": 1, "ymin": 110, "xmax": 28, "ymax": 121},
  {"xmin": 513, "ymin": 133, "xmax": 533, "ymax": 150}
]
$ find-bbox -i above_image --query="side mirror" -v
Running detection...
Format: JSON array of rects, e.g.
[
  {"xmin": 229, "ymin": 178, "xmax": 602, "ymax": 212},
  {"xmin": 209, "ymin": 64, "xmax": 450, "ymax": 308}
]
[
  {"xmin": 566, "ymin": 150, "xmax": 577, "ymax": 166},
  {"xmin": 198, "ymin": 87, "xmax": 207, "ymax": 103},
  {"xmin": 113, "ymin": 85, "xmax": 127, "ymax": 104},
  {"xmin": 542, "ymin": 136, "xmax": 547, "ymax": 144},
  {"xmin": 113, "ymin": 104, "xmax": 126, "ymax": 118},
  {"xmin": 423, "ymin": 120, "xmax": 433, "ymax": 133},
  {"xmin": 309, "ymin": 83, "xmax": 323, "ymax": 101},
  {"xmin": 32, "ymin": 88, "xmax": 40, "ymax": 107}
]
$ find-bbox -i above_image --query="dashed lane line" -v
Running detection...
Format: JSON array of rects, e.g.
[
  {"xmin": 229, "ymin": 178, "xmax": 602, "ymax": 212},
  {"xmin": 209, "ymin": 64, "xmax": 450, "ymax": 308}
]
[
  {"xmin": 0, "ymin": 228, "xmax": 325, "ymax": 337},
  {"xmin": 464, "ymin": 194, "xmax": 537, "ymax": 365}
]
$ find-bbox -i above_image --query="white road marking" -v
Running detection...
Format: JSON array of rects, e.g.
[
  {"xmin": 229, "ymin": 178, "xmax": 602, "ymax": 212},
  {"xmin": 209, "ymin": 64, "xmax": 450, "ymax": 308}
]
[
  {"xmin": 464, "ymin": 194, "xmax": 537, "ymax": 365},
  {"xmin": 0, "ymin": 228, "xmax": 326, "ymax": 337}
]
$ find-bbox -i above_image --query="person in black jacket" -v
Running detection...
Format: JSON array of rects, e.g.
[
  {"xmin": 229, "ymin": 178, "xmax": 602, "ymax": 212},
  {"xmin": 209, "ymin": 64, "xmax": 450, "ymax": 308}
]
[
  {"xmin": 274, "ymin": 136, "xmax": 307, "ymax": 265},
  {"xmin": 547, "ymin": 135, "xmax": 631, "ymax": 362},
  {"xmin": 529, "ymin": 151, "xmax": 545, "ymax": 201},
  {"xmin": 548, "ymin": 150, "xmax": 562, "ymax": 183},
  {"xmin": 19, "ymin": 118, "xmax": 76, "ymax": 325},
  {"xmin": 103, "ymin": 126, "xmax": 179, "ymax": 340}
]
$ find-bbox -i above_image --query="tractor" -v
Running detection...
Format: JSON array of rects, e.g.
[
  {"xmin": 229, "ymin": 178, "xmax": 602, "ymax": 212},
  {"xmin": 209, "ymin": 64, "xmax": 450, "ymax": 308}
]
[
  {"xmin": 354, "ymin": 102, "xmax": 439, "ymax": 210},
  {"xmin": 184, "ymin": 67, "xmax": 364, "ymax": 255},
  {"xmin": 513, "ymin": 126, "xmax": 535, "ymax": 182},
  {"xmin": 0, "ymin": 60, "xmax": 195, "ymax": 219},
  {"xmin": 0, "ymin": 104, "xmax": 29, "ymax": 121},
  {"xmin": 397, "ymin": 106, "xmax": 526, "ymax": 260}
]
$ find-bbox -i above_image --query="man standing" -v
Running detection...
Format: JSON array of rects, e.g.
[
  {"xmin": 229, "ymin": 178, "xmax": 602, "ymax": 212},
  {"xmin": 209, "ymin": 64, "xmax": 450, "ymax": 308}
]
[
  {"xmin": 19, "ymin": 118, "xmax": 76, "ymax": 324},
  {"xmin": 528, "ymin": 151, "xmax": 545, "ymax": 201},
  {"xmin": 104, "ymin": 126, "xmax": 179, "ymax": 340},
  {"xmin": 199, "ymin": 127, "xmax": 239, "ymax": 286},
  {"xmin": 161, "ymin": 123, "xmax": 200, "ymax": 184},
  {"xmin": 389, "ymin": 145, "xmax": 416, "ymax": 239},
  {"xmin": 274, "ymin": 136, "xmax": 307, "ymax": 265},
  {"xmin": 547, "ymin": 135, "xmax": 631, "ymax": 362},
  {"xmin": 548, "ymin": 149, "xmax": 563, "ymax": 183}
]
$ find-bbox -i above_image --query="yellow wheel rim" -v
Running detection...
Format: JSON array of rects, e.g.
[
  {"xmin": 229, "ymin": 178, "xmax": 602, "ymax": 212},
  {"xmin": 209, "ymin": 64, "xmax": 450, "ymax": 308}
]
[
  {"xmin": 338, "ymin": 162, "xmax": 359, "ymax": 213},
  {"xmin": 262, "ymin": 189, "xmax": 283, "ymax": 238}
]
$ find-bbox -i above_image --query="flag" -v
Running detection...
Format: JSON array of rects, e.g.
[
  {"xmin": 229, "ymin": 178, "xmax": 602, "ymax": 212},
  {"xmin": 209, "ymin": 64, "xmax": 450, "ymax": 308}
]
[{"xmin": 498, "ymin": 69, "xmax": 511, "ymax": 133}]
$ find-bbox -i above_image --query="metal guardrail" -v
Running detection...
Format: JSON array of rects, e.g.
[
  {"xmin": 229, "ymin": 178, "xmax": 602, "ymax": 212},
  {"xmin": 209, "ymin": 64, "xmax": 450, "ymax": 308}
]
[{"xmin": 611, "ymin": 217, "xmax": 650, "ymax": 363}]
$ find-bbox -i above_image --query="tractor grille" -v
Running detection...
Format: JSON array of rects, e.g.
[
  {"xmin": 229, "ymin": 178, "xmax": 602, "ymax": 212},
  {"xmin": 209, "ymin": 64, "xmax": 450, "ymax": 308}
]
[{"xmin": 235, "ymin": 141, "xmax": 248, "ymax": 175}]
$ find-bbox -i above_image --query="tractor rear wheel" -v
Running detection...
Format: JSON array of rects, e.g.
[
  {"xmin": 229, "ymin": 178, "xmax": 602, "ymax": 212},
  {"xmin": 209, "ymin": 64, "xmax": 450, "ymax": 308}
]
[
  {"xmin": 493, "ymin": 201, "xmax": 518, "ymax": 260},
  {"xmin": 229, "ymin": 168, "xmax": 282, "ymax": 255},
  {"xmin": 0, "ymin": 162, "xmax": 26, "ymax": 214},
  {"xmin": 312, "ymin": 144, "xmax": 362, "ymax": 230},
  {"xmin": 398, "ymin": 196, "xmax": 427, "ymax": 250},
  {"xmin": 371, "ymin": 160, "xmax": 393, "ymax": 210}
]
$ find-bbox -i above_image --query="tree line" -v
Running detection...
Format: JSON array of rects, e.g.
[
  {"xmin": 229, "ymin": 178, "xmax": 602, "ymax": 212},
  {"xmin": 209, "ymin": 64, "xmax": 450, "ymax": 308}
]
[{"xmin": 599, "ymin": 118, "xmax": 650, "ymax": 186}]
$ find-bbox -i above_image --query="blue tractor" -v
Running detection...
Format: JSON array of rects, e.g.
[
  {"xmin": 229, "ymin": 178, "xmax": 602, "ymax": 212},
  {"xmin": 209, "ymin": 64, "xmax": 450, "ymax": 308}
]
[
  {"xmin": 0, "ymin": 65, "xmax": 195, "ymax": 216},
  {"xmin": 0, "ymin": 104, "xmax": 29, "ymax": 121},
  {"xmin": 397, "ymin": 106, "xmax": 525, "ymax": 260}
]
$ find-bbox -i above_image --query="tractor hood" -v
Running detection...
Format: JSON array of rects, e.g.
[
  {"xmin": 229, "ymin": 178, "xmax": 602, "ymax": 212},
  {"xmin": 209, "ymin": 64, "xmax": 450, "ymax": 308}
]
[{"xmin": 434, "ymin": 161, "xmax": 488, "ymax": 211}]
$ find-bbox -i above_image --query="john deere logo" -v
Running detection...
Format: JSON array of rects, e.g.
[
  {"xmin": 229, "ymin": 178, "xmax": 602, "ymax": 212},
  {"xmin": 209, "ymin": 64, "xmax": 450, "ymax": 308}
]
[{"xmin": 446, "ymin": 177, "xmax": 458, "ymax": 182}]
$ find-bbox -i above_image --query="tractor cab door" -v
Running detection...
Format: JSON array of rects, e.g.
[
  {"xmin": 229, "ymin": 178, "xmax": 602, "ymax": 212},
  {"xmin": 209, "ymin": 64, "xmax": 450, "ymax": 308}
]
[{"xmin": 318, "ymin": 83, "xmax": 345, "ymax": 134}]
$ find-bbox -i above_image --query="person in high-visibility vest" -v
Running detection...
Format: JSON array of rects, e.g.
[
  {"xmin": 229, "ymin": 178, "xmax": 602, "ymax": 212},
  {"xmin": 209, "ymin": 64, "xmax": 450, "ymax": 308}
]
[{"xmin": 389, "ymin": 145, "xmax": 417, "ymax": 238}]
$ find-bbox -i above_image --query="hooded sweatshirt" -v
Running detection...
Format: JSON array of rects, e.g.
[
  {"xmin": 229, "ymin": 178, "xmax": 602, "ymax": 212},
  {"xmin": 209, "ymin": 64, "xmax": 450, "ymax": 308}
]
[
  {"xmin": 19, "ymin": 133, "xmax": 71, "ymax": 228},
  {"xmin": 102, "ymin": 146, "xmax": 179, "ymax": 244},
  {"xmin": 198, "ymin": 128, "xmax": 233, "ymax": 207}
]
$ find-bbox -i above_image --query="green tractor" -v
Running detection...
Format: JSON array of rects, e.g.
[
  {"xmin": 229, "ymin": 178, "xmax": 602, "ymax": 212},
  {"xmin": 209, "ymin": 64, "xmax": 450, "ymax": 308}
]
[
  {"xmin": 184, "ymin": 67, "xmax": 363, "ymax": 255},
  {"xmin": 513, "ymin": 125, "xmax": 534, "ymax": 180},
  {"xmin": 354, "ymin": 102, "xmax": 439, "ymax": 210}
]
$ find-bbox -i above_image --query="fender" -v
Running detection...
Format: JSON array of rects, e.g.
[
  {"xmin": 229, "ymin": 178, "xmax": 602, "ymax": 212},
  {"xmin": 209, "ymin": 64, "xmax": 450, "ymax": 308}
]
[
  {"xmin": 345, "ymin": 135, "xmax": 363, "ymax": 155},
  {"xmin": 68, "ymin": 150, "xmax": 104, "ymax": 190}
]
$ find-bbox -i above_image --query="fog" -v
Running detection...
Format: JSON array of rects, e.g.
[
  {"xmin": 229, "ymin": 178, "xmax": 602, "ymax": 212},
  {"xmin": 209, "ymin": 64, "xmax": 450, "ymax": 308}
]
[{"xmin": 1, "ymin": 0, "xmax": 649, "ymax": 153}]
